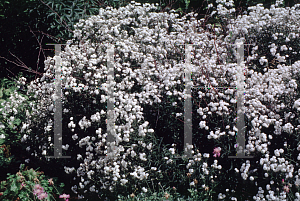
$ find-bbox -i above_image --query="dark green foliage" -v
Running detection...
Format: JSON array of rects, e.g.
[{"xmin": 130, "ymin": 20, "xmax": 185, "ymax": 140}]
[
  {"xmin": 0, "ymin": 76, "xmax": 39, "ymax": 184},
  {"xmin": 0, "ymin": 0, "xmax": 49, "ymax": 80},
  {"xmin": 0, "ymin": 0, "xmax": 131, "ymax": 83},
  {"xmin": 0, "ymin": 77, "xmax": 25, "ymax": 168}
]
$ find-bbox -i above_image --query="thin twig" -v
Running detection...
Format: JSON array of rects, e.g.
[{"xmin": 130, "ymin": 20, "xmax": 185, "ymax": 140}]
[
  {"xmin": 0, "ymin": 51, "xmax": 44, "ymax": 77},
  {"xmin": 28, "ymin": 26, "xmax": 46, "ymax": 80},
  {"xmin": 161, "ymin": 0, "xmax": 176, "ymax": 12},
  {"xmin": 32, "ymin": 30, "xmax": 62, "ymax": 43},
  {"xmin": 0, "ymin": 56, "xmax": 22, "ymax": 69},
  {"xmin": 5, "ymin": 68, "xmax": 17, "ymax": 78}
]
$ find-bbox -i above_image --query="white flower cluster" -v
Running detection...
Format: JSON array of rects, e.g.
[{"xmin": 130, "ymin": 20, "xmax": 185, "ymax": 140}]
[
  {"xmin": 0, "ymin": 91, "xmax": 27, "ymax": 119},
  {"xmin": 24, "ymin": 0, "xmax": 241, "ymax": 195},
  {"xmin": 78, "ymin": 116, "xmax": 91, "ymax": 130},
  {"xmin": 129, "ymin": 166, "xmax": 149, "ymax": 180},
  {"xmin": 224, "ymin": 0, "xmax": 300, "ymax": 70},
  {"xmin": 211, "ymin": 160, "xmax": 222, "ymax": 170},
  {"xmin": 0, "ymin": 81, "xmax": 34, "ymax": 144},
  {"xmin": 240, "ymin": 160, "xmax": 251, "ymax": 180}
]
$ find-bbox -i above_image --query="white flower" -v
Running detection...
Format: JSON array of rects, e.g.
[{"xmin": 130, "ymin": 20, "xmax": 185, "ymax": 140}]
[
  {"xmin": 142, "ymin": 187, "xmax": 147, "ymax": 193},
  {"xmin": 295, "ymin": 178, "xmax": 300, "ymax": 186},
  {"xmin": 77, "ymin": 154, "xmax": 82, "ymax": 160},
  {"xmin": 72, "ymin": 134, "xmax": 78, "ymax": 140},
  {"xmin": 62, "ymin": 144, "xmax": 69, "ymax": 150},
  {"xmin": 203, "ymin": 153, "xmax": 210, "ymax": 158},
  {"xmin": 218, "ymin": 193, "xmax": 226, "ymax": 199},
  {"xmin": 169, "ymin": 148, "xmax": 175, "ymax": 155},
  {"xmin": 199, "ymin": 121, "xmax": 206, "ymax": 129},
  {"xmin": 131, "ymin": 150, "xmax": 136, "ymax": 158},
  {"xmin": 259, "ymin": 56, "xmax": 268, "ymax": 65},
  {"xmin": 120, "ymin": 179, "xmax": 128, "ymax": 185},
  {"xmin": 90, "ymin": 112, "xmax": 101, "ymax": 122},
  {"xmin": 283, "ymin": 123, "xmax": 294, "ymax": 134},
  {"xmin": 274, "ymin": 149, "xmax": 280, "ymax": 157},
  {"xmin": 139, "ymin": 153, "xmax": 147, "ymax": 161},
  {"xmin": 21, "ymin": 134, "xmax": 28, "ymax": 142},
  {"xmin": 147, "ymin": 143, "xmax": 152, "ymax": 150},
  {"xmin": 294, "ymin": 99, "xmax": 300, "ymax": 111},
  {"xmin": 45, "ymin": 126, "xmax": 52, "ymax": 131}
]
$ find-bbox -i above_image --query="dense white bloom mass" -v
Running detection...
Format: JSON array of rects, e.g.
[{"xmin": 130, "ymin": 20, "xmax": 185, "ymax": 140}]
[
  {"xmin": 1, "ymin": 0, "xmax": 298, "ymax": 199},
  {"xmin": 23, "ymin": 0, "xmax": 237, "ymax": 194}
]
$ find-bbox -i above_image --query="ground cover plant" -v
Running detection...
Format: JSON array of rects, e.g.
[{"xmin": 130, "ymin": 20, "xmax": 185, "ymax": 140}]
[
  {"xmin": 0, "ymin": 164, "xmax": 66, "ymax": 201},
  {"xmin": 2, "ymin": 0, "xmax": 300, "ymax": 200}
]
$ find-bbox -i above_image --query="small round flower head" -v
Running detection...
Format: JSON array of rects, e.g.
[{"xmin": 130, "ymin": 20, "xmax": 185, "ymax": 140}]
[
  {"xmin": 213, "ymin": 147, "xmax": 221, "ymax": 157},
  {"xmin": 283, "ymin": 185, "xmax": 290, "ymax": 193},
  {"xmin": 37, "ymin": 192, "xmax": 48, "ymax": 200},
  {"xmin": 59, "ymin": 194, "xmax": 70, "ymax": 199}
]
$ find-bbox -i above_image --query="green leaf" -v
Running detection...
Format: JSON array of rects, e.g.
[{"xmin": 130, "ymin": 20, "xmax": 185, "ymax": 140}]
[
  {"xmin": 4, "ymin": 89, "xmax": 12, "ymax": 96},
  {"xmin": 184, "ymin": 0, "xmax": 190, "ymax": 10},
  {"xmin": 13, "ymin": 118, "xmax": 21, "ymax": 126},
  {"xmin": 10, "ymin": 181, "xmax": 18, "ymax": 193}
]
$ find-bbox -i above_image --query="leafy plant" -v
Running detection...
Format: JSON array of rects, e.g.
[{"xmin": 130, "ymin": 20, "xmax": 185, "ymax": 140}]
[
  {"xmin": 0, "ymin": 76, "xmax": 37, "ymax": 176},
  {"xmin": 0, "ymin": 164, "xmax": 66, "ymax": 201}
]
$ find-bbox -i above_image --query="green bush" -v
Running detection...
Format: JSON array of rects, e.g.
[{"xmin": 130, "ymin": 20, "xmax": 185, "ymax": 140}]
[
  {"xmin": 0, "ymin": 164, "xmax": 65, "ymax": 201},
  {"xmin": 0, "ymin": 75, "xmax": 42, "ymax": 185}
]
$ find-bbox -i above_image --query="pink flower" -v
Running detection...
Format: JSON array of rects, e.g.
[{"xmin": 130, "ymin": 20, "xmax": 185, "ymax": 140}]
[
  {"xmin": 213, "ymin": 147, "xmax": 221, "ymax": 157},
  {"xmin": 37, "ymin": 192, "xmax": 48, "ymax": 200},
  {"xmin": 32, "ymin": 184, "xmax": 48, "ymax": 200},
  {"xmin": 48, "ymin": 178, "xmax": 54, "ymax": 185},
  {"xmin": 34, "ymin": 184, "xmax": 43, "ymax": 190},
  {"xmin": 59, "ymin": 194, "xmax": 70, "ymax": 200},
  {"xmin": 283, "ymin": 185, "xmax": 290, "ymax": 193},
  {"xmin": 33, "ymin": 188, "xmax": 43, "ymax": 196}
]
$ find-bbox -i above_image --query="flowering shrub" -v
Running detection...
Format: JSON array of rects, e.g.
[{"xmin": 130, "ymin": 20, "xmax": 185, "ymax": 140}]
[
  {"xmin": 211, "ymin": 0, "xmax": 300, "ymax": 200},
  {"xmin": 0, "ymin": 76, "xmax": 35, "ymax": 170},
  {"xmin": 0, "ymin": 164, "xmax": 65, "ymax": 201},
  {"xmin": 222, "ymin": 0, "xmax": 300, "ymax": 75},
  {"xmin": 214, "ymin": 0, "xmax": 300, "ymax": 200},
  {"xmin": 2, "ymin": 0, "xmax": 300, "ymax": 200},
  {"xmin": 19, "ymin": 1, "xmax": 240, "ymax": 199}
]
